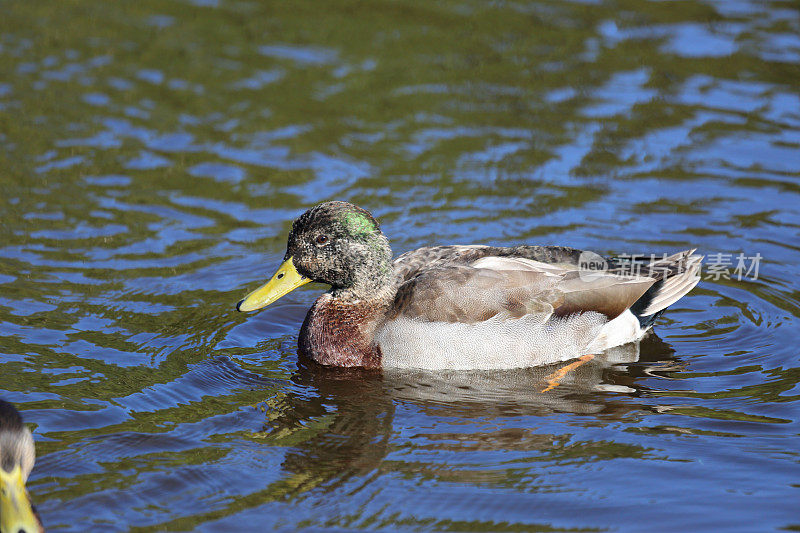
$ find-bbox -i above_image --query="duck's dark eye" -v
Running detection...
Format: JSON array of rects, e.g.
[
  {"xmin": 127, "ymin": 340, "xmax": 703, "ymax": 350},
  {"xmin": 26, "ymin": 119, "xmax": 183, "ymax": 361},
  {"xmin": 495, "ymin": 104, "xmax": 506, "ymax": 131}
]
[{"xmin": 315, "ymin": 234, "xmax": 329, "ymax": 246}]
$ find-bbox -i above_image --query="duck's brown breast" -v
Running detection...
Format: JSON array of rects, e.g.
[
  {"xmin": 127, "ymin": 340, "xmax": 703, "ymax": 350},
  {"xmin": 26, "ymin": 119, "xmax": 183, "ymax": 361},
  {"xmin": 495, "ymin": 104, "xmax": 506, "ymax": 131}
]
[{"xmin": 298, "ymin": 294, "xmax": 388, "ymax": 368}]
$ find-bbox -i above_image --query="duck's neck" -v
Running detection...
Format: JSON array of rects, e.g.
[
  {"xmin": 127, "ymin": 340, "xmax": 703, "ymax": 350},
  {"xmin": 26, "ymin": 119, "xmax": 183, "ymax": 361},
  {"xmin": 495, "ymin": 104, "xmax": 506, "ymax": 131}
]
[
  {"xmin": 298, "ymin": 288, "xmax": 396, "ymax": 369},
  {"xmin": 329, "ymin": 271, "xmax": 395, "ymax": 301},
  {"xmin": 329, "ymin": 238, "xmax": 395, "ymax": 301}
]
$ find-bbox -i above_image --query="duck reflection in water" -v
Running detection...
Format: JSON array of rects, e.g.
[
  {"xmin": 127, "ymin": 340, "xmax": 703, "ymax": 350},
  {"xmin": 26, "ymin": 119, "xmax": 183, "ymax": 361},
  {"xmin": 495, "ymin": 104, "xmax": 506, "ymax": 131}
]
[{"xmin": 246, "ymin": 333, "xmax": 681, "ymax": 501}]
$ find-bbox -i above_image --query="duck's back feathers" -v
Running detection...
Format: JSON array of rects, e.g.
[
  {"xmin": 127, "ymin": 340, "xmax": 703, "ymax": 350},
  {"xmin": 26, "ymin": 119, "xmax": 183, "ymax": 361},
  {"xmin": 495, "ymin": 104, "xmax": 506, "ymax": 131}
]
[{"xmin": 392, "ymin": 245, "xmax": 586, "ymax": 280}]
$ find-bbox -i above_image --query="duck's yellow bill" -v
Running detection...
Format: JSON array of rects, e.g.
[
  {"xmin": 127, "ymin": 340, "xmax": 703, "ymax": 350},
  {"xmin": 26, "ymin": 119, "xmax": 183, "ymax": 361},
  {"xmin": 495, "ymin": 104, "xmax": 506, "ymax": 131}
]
[
  {"xmin": 237, "ymin": 257, "xmax": 311, "ymax": 312},
  {"xmin": 0, "ymin": 465, "xmax": 41, "ymax": 533}
]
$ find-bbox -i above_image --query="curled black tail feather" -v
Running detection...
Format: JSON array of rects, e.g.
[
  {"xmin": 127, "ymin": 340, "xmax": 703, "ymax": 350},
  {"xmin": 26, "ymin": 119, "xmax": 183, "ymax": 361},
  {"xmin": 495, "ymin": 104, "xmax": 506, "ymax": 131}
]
[
  {"xmin": 629, "ymin": 280, "xmax": 667, "ymax": 328},
  {"xmin": 626, "ymin": 250, "xmax": 703, "ymax": 329}
]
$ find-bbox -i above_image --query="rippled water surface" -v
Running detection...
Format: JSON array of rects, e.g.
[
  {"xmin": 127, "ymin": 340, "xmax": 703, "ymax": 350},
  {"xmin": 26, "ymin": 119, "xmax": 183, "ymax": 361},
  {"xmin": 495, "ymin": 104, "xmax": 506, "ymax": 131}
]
[{"xmin": 2, "ymin": 0, "xmax": 799, "ymax": 531}]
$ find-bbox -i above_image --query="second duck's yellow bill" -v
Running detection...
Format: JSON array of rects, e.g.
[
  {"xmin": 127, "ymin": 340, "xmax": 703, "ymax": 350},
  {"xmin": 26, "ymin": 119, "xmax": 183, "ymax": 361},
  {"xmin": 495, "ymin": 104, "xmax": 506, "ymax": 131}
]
[
  {"xmin": 0, "ymin": 465, "xmax": 40, "ymax": 533},
  {"xmin": 237, "ymin": 257, "xmax": 311, "ymax": 312}
]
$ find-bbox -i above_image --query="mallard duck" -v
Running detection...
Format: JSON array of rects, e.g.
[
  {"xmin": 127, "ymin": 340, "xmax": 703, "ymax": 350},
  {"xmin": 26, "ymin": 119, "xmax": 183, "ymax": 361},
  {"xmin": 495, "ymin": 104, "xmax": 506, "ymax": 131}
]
[
  {"xmin": 237, "ymin": 201, "xmax": 701, "ymax": 370},
  {"xmin": 0, "ymin": 399, "xmax": 43, "ymax": 533}
]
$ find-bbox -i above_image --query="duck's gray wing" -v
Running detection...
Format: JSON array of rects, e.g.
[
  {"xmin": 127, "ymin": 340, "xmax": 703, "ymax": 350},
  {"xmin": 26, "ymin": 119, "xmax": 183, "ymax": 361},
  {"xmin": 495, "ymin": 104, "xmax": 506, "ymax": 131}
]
[{"xmin": 387, "ymin": 256, "xmax": 656, "ymax": 324}]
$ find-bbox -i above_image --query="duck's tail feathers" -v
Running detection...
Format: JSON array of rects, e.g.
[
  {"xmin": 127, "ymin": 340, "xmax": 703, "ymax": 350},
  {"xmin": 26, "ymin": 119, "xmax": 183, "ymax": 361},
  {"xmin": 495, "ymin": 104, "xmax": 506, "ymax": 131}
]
[{"xmin": 629, "ymin": 250, "xmax": 703, "ymax": 329}]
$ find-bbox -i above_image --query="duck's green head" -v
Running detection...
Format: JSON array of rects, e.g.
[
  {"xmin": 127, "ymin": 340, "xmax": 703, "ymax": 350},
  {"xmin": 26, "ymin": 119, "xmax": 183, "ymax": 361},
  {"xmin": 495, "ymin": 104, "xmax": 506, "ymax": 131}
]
[
  {"xmin": 237, "ymin": 201, "xmax": 393, "ymax": 311},
  {"xmin": 0, "ymin": 400, "xmax": 43, "ymax": 533}
]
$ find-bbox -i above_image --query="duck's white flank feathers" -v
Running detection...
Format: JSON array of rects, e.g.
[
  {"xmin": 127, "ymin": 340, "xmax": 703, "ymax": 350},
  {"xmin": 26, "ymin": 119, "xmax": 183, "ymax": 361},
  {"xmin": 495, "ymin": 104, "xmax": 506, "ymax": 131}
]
[
  {"xmin": 376, "ymin": 311, "xmax": 609, "ymax": 370},
  {"xmin": 585, "ymin": 310, "xmax": 648, "ymax": 353}
]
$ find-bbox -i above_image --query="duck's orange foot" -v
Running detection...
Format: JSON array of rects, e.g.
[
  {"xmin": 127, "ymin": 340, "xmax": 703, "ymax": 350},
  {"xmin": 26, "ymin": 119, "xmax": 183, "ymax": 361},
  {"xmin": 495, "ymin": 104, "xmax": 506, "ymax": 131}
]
[{"xmin": 540, "ymin": 354, "xmax": 595, "ymax": 393}]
